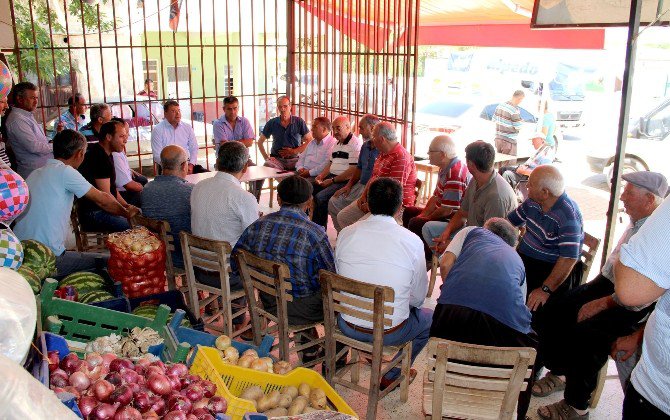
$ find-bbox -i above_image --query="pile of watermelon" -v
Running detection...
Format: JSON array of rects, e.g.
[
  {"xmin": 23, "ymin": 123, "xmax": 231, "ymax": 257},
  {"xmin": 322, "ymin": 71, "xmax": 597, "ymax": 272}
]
[
  {"xmin": 59, "ymin": 271, "xmax": 114, "ymax": 304},
  {"xmin": 133, "ymin": 304, "xmax": 191, "ymax": 327},
  {"xmin": 16, "ymin": 239, "xmax": 56, "ymax": 294}
]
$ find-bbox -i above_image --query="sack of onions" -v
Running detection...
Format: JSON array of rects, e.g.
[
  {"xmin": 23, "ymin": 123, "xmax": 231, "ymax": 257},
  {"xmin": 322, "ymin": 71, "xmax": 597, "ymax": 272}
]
[{"xmin": 106, "ymin": 228, "xmax": 167, "ymax": 298}]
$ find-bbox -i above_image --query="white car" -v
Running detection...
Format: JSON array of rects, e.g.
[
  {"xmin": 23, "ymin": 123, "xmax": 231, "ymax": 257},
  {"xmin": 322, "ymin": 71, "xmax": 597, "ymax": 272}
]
[{"xmin": 413, "ymin": 98, "xmax": 561, "ymax": 161}]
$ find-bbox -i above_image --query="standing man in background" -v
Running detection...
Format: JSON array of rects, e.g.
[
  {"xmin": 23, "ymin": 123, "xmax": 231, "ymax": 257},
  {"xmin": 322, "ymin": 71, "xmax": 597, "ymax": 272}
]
[
  {"xmin": 258, "ymin": 96, "xmax": 312, "ymax": 171},
  {"xmin": 493, "ymin": 90, "xmax": 525, "ymax": 166}
]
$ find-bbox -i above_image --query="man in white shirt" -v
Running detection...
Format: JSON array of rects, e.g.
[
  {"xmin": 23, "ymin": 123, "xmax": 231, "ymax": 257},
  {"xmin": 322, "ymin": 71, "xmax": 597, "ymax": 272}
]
[
  {"xmin": 191, "ymin": 141, "xmax": 259, "ymax": 327},
  {"xmin": 295, "ymin": 116, "xmax": 336, "ymax": 180},
  {"xmin": 336, "ymin": 177, "xmax": 431, "ymax": 391},
  {"xmin": 5, "ymin": 82, "xmax": 54, "ymax": 179},
  {"xmin": 151, "ymin": 100, "xmax": 205, "ymax": 174}
]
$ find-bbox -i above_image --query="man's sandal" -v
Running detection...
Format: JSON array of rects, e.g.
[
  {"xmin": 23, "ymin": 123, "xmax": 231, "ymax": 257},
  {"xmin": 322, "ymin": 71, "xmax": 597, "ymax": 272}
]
[
  {"xmin": 538, "ymin": 400, "xmax": 589, "ymax": 420},
  {"xmin": 532, "ymin": 372, "xmax": 566, "ymax": 397}
]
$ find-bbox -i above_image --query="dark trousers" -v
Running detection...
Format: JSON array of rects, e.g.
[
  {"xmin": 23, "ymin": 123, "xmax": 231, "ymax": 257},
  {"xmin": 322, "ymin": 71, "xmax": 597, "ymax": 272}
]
[
  {"xmin": 311, "ymin": 175, "xmax": 345, "ymax": 228},
  {"xmin": 623, "ymin": 384, "xmax": 670, "ymax": 419},
  {"xmin": 538, "ymin": 274, "xmax": 654, "ymax": 410},
  {"xmin": 119, "ymin": 173, "xmax": 148, "ymax": 207},
  {"xmin": 402, "ymin": 206, "xmax": 450, "ymax": 262},
  {"xmin": 260, "ymin": 292, "xmax": 324, "ymax": 351},
  {"xmin": 430, "ymin": 304, "xmax": 538, "ymax": 420},
  {"xmin": 195, "ymin": 267, "xmax": 246, "ymax": 324}
]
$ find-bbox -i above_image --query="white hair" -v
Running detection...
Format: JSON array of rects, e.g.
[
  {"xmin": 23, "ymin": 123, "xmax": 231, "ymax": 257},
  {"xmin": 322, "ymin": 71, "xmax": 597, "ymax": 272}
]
[
  {"xmin": 375, "ymin": 121, "xmax": 397, "ymax": 142},
  {"xmin": 535, "ymin": 165, "xmax": 564, "ymax": 197},
  {"xmin": 430, "ymin": 135, "xmax": 457, "ymax": 159}
]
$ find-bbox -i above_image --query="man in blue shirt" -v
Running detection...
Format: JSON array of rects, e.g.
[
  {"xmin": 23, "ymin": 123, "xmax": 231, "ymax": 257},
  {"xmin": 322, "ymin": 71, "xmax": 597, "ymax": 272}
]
[
  {"xmin": 430, "ymin": 217, "xmax": 536, "ymax": 420},
  {"xmin": 258, "ymin": 96, "xmax": 312, "ymax": 171},
  {"xmin": 13, "ymin": 130, "xmax": 131, "ymax": 278},
  {"xmin": 53, "ymin": 93, "xmax": 87, "ymax": 132}
]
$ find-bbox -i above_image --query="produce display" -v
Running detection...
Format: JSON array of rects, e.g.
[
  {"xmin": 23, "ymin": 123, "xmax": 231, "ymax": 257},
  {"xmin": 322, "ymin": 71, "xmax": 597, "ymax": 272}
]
[
  {"xmin": 17, "ymin": 264, "xmax": 41, "ymax": 294},
  {"xmin": 239, "ymin": 383, "xmax": 330, "ymax": 416},
  {"xmin": 214, "ymin": 334, "xmax": 291, "ymax": 375},
  {"xmin": 85, "ymin": 327, "xmax": 164, "ymax": 358},
  {"xmin": 133, "ymin": 304, "xmax": 191, "ymax": 328},
  {"xmin": 21, "ymin": 239, "xmax": 57, "ymax": 279},
  {"xmin": 48, "ymin": 352, "xmax": 226, "ymax": 419},
  {"xmin": 106, "ymin": 228, "xmax": 167, "ymax": 298},
  {"xmin": 60, "ymin": 272, "xmax": 108, "ymax": 294}
]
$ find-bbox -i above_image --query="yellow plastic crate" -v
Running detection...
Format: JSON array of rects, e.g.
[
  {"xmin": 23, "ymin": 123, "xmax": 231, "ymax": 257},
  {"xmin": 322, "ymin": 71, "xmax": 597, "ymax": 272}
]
[{"xmin": 190, "ymin": 346, "xmax": 357, "ymax": 419}]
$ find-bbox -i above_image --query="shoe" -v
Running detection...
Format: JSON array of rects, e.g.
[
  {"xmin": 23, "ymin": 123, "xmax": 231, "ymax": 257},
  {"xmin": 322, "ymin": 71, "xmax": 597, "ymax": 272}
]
[
  {"xmin": 380, "ymin": 368, "xmax": 417, "ymax": 392},
  {"xmin": 302, "ymin": 348, "xmax": 324, "ymax": 364}
]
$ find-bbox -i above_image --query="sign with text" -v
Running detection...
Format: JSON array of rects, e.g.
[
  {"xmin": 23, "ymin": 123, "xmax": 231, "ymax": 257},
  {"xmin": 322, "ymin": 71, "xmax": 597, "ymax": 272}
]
[{"xmin": 532, "ymin": 0, "xmax": 669, "ymax": 28}]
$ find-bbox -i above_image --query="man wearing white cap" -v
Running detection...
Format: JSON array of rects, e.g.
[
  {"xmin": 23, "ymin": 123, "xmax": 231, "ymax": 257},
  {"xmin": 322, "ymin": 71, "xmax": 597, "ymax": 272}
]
[
  {"xmin": 499, "ymin": 130, "xmax": 555, "ymax": 191},
  {"xmin": 534, "ymin": 171, "xmax": 667, "ymax": 419}
]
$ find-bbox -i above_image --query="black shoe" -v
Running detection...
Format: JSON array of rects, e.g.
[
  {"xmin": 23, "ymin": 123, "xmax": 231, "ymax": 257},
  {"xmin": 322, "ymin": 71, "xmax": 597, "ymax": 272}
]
[{"xmin": 301, "ymin": 348, "xmax": 324, "ymax": 364}]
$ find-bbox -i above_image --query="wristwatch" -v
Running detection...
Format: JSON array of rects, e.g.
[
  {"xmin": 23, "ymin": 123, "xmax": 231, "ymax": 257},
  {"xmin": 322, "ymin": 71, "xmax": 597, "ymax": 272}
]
[{"xmin": 541, "ymin": 284, "xmax": 553, "ymax": 295}]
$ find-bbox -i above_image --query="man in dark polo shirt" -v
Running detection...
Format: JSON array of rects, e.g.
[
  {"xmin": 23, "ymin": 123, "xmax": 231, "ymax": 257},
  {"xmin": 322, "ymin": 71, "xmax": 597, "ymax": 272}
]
[
  {"xmin": 79, "ymin": 103, "xmax": 111, "ymax": 143},
  {"xmin": 77, "ymin": 120, "xmax": 139, "ymax": 232},
  {"xmin": 258, "ymin": 96, "xmax": 312, "ymax": 171},
  {"xmin": 425, "ymin": 140, "xmax": 517, "ymax": 254}
]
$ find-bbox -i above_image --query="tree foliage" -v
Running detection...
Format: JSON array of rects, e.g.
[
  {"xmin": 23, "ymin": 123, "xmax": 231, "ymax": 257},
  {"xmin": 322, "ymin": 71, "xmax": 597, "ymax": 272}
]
[{"xmin": 7, "ymin": 0, "xmax": 114, "ymax": 83}]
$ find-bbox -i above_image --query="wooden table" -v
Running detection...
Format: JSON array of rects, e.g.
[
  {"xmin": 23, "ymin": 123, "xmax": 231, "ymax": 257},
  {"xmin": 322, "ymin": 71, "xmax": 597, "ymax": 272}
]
[
  {"xmin": 414, "ymin": 160, "xmax": 439, "ymax": 205},
  {"xmin": 493, "ymin": 153, "xmax": 520, "ymax": 170},
  {"xmin": 185, "ymin": 166, "xmax": 294, "ymax": 208}
]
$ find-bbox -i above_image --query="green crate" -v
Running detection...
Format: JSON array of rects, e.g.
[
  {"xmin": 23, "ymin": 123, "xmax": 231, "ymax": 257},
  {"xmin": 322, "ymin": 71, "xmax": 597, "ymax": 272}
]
[{"xmin": 41, "ymin": 278, "xmax": 171, "ymax": 344}]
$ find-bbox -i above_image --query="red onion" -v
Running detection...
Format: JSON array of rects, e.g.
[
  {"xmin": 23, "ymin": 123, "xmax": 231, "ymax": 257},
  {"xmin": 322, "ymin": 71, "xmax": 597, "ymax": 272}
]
[
  {"xmin": 165, "ymin": 363, "xmax": 188, "ymax": 378},
  {"xmin": 79, "ymin": 395, "xmax": 99, "ymax": 418},
  {"xmin": 133, "ymin": 391, "xmax": 154, "ymax": 413},
  {"xmin": 149, "ymin": 397, "xmax": 166, "ymax": 416},
  {"xmin": 69, "ymin": 371, "xmax": 91, "ymax": 391},
  {"xmin": 149, "ymin": 361, "xmax": 166, "ymax": 372},
  {"xmin": 102, "ymin": 353, "xmax": 118, "ymax": 368},
  {"xmin": 147, "ymin": 374, "xmax": 172, "ymax": 396},
  {"xmin": 91, "ymin": 402, "xmax": 120, "ymax": 420},
  {"xmin": 145, "ymin": 366, "xmax": 164, "ymax": 378},
  {"xmin": 92, "ymin": 379, "xmax": 115, "ymax": 402},
  {"xmin": 167, "ymin": 394, "xmax": 192, "ymax": 413},
  {"xmin": 181, "ymin": 384, "xmax": 204, "ymax": 402},
  {"xmin": 110, "ymin": 358, "xmax": 134, "ymax": 373},
  {"xmin": 167, "ymin": 375, "xmax": 182, "ymax": 392},
  {"xmin": 135, "ymin": 357, "xmax": 152, "ymax": 367},
  {"xmin": 87, "ymin": 352, "xmax": 104, "ymax": 368},
  {"xmin": 89, "ymin": 365, "xmax": 109, "ymax": 381},
  {"xmin": 141, "ymin": 410, "xmax": 159, "ymax": 419},
  {"xmin": 134, "ymin": 364, "xmax": 147, "ymax": 376},
  {"xmin": 191, "ymin": 398, "xmax": 209, "ymax": 410},
  {"xmin": 200, "ymin": 381, "xmax": 216, "ymax": 398},
  {"xmin": 52, "ymin": 387, "xmax": 67, "ymax": 393},
  {"xmin": 120, "ymin": 368, "xmax": 140, "ymax": 385},
  {"xmin": 60, "ymin": 352, "xmax": 82, "ymax": 374},
  {"xmin": 110, "ymin": 385, "xmax": 133, "ymax": 406},
  {"xmin": 127, "ymin": 382, "xmax": 141, "ymax": 395},
  {"xmin": 207, "ymin": 396, "xmax": 227, "ymax": 414},
  {"xmin": 186, "ymin": 415, "xmax": 199, "ymax": 420},
  {"xmin": 114, "ymin": 405, "xmax": 142, "ymax": 420},
  {"xmin": 163, "ymin": 411, "xmax": 187, "ymax": 420},
  {"xmin": 106, "ymin": 372, "xmax": 123, "ymax": 386},
  {"xmin": 63, "ymin": 386, "xmax": 82, "ymax": 398},
  {"xmin": 50, "ymin": 369, "xmax": 69, "ymax": 388},
  {"xmin": 47, "ymin": 350, "xmax": 60, "ymax": 372},
  {"xmin": 190, "ymin": 408, "xmax": 214, "ymax": 420}
]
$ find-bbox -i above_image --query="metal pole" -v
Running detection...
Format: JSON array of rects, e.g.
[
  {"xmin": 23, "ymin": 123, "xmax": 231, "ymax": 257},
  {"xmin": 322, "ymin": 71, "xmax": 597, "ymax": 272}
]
[
  {"xmin": 286, "ymin": 0, "xmax": 296, "ymax": 100},
  {"xmin": 601, "ymin": 0, "xmax": 643, "ymax": 267}
]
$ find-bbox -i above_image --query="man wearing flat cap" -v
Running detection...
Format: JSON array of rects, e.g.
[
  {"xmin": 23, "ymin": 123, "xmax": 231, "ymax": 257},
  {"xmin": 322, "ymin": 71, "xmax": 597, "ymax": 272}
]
[
  {"xmin": 230, "ymin": 175, "xmax": 335, "ymax": 362},
  {"xmin": 534, "ymin": 171, "xmax": 666, "ymax": 419}
]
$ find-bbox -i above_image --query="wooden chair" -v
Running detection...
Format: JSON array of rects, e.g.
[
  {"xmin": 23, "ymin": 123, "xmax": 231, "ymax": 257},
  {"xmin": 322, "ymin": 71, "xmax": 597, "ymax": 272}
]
[
  {"xmin": 235, "ymin": 249, "xmax": 325, "ymax": 368},
  {"xmin": 580, "ymin": 232, "xmax": 601, "ymax": 284},
  {"xmin": 319, "ymin": 269, "xmax": 412, "ymax": 420},
  {"xmin": 427, "ymin": 252, "xmax": 439, "ymax": 298},
  {"xmin": 130, "ymin": 213, "xmax": 184, "ymax": 291},
  {"xmin": 180, "ymin": 232, "xmax": 249, "ymax": 339},
  {"xmin": 70, "ymin": 200, "xmax": 108, "ymax": 253},
  {"xmin": 414, "ymin": 178, "xmax": 423, "ymax": 206},
  {"xmin": 423, "ymin": 338, "xmax": 536, "ymax": 420}
]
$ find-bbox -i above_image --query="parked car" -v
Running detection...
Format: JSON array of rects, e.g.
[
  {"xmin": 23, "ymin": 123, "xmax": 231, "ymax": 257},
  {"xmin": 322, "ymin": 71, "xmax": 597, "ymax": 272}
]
[
  {"xmin": 586, "ymin": 97, "xmax": 670, "ymax": 185},
  {"xmin": 413, "ymin": 97, "xmax": 561, "ymax": 160}
]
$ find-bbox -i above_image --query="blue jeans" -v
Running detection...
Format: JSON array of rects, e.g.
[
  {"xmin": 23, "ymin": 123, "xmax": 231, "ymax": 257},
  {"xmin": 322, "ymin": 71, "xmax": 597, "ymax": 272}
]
[
  {"xmin": 422, "ymin": 220, "xmax": 448, "ymax": 246},
  {"xmin": 312, "ymin": 176, "xmax": 345, "ymax": 227},
  {"xmin": 82, "ymin": 210, "xmax": 131, "ymax": 232},
  {"xmin": 337, "ymin": 306, "xmax": 433, "ymax": 380}
]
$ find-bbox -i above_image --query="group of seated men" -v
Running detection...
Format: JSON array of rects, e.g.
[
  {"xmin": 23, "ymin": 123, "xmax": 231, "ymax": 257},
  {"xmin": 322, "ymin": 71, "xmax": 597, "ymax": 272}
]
[{"xmin": 8, "ymin": 83, "xmax": 670, "ymax": 419}]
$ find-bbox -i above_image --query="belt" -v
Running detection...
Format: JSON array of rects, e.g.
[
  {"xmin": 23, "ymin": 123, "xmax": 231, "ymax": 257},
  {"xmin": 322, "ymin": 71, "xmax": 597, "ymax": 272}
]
[{"xmin": 344, "ymin": 319, "xmax": 406, "ymax": 335}]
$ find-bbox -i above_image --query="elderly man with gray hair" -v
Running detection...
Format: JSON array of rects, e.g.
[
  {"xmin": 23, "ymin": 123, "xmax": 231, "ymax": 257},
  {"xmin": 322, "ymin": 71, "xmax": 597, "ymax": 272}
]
[
  {"xmin": 402, "ymin": 135, "xmax": 470, "ymax": 261},
  {"xmin": 336, "ymin": 121, "xmax": 417, "ymax": 229},
  {"xmin": 141, "ymin": 145, "xmax": 194, "ymax": 268}
]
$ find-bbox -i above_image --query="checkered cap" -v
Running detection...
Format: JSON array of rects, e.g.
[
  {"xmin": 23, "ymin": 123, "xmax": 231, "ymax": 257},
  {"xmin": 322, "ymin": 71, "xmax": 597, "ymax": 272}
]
[
  {"xmin": 0, "ymin": 228, "xmax": 23, "ymax": 270},
  {"xmin": 0, "ymin": 169, "xmax": 30, "ymax": 223}
]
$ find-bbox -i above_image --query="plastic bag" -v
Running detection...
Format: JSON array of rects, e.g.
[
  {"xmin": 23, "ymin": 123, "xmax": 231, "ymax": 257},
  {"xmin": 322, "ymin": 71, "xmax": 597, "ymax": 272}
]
[
  {"xmin": 0, "ymin": 354, "xmax": 78, "ymax": 419},
  {"xmin": 0, "ymin": 267, "xmax": 37, "ymax": 364}
]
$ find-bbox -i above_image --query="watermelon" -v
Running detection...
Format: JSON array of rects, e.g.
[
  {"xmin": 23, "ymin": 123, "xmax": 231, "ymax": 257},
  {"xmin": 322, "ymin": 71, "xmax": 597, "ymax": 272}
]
[
  {"xmin": 133, "ymin": 304, "xmax": 191, "ymax": 327},
  {"xmin": 17, "ymin": 265, "xmax": 41, "ymax": 294},
  {"xmin": 78, "ymin": 290, "xmax": 114, "ymax": 304},
  {"xmin": 60, "ymin": 271, "xmax": 107, "ymax": 294},
  {"xmin": 20, "ymin": 239, "xmax": 56, "ymax": 280}
]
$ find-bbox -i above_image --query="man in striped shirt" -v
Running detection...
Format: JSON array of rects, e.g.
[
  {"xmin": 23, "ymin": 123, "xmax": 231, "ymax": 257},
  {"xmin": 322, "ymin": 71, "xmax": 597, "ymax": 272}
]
[
  {"xmin": 493, "ymin": 90, "xmax": 525, "ymax": 165},
  {"xmin": 336, "ymin": 121, "xmax": 417, "ymax": 230},
  {"xmin": 402, "ymin": 135, "xmax": 469, "ymax": 261}
]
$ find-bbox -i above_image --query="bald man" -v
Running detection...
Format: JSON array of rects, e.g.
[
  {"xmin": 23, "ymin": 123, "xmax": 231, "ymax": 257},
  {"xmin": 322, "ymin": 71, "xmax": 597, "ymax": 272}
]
[
  {"xmin": 311, "ymin": 116, "xmax": 363, "ymax": 228},
  {"xmin": 141, "ymin": 145, "xmax": 194, "ymax": 268}
]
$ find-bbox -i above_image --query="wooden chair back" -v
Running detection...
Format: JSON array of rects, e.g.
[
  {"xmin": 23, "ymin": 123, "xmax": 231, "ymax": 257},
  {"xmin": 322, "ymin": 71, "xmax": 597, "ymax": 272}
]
[
  {"xmin": 423, "ymin": 338, "xmax": 536, "ymax": 420},
  {"xmin": 70, "ymin": 200, "xmax": 108, "ymax": 252},
  {"xmin": 130, "ymin": 214, "xmax": 179, "ymax": 290},
  {"xmin": 414, "ymin": 178, "xmax": 423, "ymax": 206},
  {"xmin": 580, "ymin": 232, "xmax": 600, "ymax": 283},
  {"xmin": 235, "ymin": 249, "xmax": 292, "ymax": 348}
]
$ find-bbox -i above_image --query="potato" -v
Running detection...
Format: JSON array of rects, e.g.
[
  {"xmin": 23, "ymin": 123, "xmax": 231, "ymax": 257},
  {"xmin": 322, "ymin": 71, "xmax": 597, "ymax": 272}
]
[
  {"xmin": 273, "ymin": 360, "xmax": 292, "ymax": 375},
  {"xmin": 280, "ymin": 386, "xmax": 298, "ymax": 399},
  {"xmin": 250, "ymin": 358, "xmax": 269, "ymax": 371},
  {"xmin": 263, "ymin": 407, "xmax": 288, "ymax": 418},
  {"xmin": 257, "ymin": 390, "xmax": 281, "ymax": 412},
  {"xmin": 309, "ymin": 388, "xmax": 327, "ymax": 409},
  {"xmin": 287, "ymin": 396, "xmax": 308, "ymax": 415},
  {"xmin": 278, "ymin": 393, "xmax": 293, "ymax": 408},
  {"xmin": 298, "ymin": 382, "xmax": 311, "ymax": 397},
  {"xmin": 242, "ymin": 349, "xmax": 258, "ymax": 358},
  {"xmin": 237, "ymin": 354, "xmax": 256, "ymax": 368},
  {"xmin": 240, "ymin": 385, "xmax": 264, "ymax": 402}
]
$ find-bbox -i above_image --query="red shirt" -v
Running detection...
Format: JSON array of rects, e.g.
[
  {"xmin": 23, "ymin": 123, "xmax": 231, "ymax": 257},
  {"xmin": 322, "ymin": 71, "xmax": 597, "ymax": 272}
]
[
  {"xmin": 369, "ymin": 142, "xmax": 417, "ymax": 206},
  {"xmin": 434, "ymin": 158, "xmax": 469, "ymax": 209}
]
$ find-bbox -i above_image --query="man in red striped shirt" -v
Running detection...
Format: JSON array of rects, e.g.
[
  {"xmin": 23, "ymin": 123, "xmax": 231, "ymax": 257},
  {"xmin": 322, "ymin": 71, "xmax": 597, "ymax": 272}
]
[
  {"xmin": 402, "ymin": 135, "xmax": 470, "ymax": 261},
  {"xmin": 336, "ymin": 121, "xmax": 417, "ymax": 230}
]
